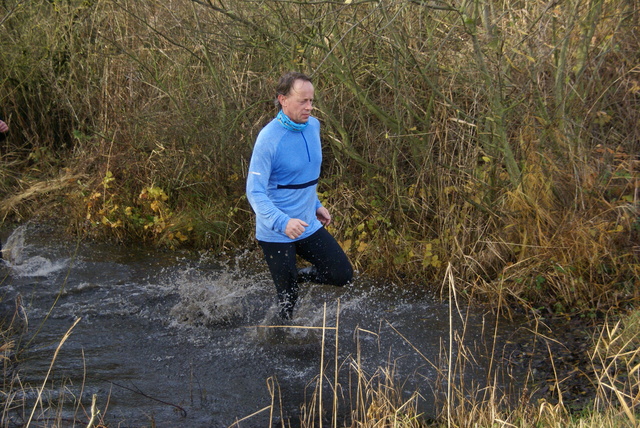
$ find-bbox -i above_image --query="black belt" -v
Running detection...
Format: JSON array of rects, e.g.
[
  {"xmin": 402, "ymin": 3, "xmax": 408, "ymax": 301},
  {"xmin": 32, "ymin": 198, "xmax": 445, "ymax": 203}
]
[{"xmin": 277, "ymin": 178, "xmax": 318, "ymax": 189}]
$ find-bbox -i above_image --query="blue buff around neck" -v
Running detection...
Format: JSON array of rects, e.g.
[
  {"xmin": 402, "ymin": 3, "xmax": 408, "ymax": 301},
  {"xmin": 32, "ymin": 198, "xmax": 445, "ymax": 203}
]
[{"xmin": 276, "ymin": 110, "xmax": 308, "ymax": 132}]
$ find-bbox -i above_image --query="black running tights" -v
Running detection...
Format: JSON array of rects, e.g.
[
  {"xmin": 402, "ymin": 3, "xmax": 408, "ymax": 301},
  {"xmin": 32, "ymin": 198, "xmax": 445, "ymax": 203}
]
[{"xmin": 258, "ymin": 227, "xmax": 353, "ymax": 318}]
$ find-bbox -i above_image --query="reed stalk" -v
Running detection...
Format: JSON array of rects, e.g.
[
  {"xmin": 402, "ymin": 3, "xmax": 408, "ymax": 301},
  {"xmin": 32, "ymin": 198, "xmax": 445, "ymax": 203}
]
[{"xmin": 26, "ymin": 317, "xmax": 81, "ymax": 427}]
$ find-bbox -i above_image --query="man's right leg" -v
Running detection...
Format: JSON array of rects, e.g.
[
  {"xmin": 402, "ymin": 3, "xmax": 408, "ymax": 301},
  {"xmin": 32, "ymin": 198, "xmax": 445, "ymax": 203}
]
[{"xmin": 258, "ymin": 241, "xmax": 299, "ymax": 320}]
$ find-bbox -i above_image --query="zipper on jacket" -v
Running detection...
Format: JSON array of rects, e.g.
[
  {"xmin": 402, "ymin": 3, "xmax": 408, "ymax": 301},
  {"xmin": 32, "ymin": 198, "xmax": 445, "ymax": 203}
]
[{"xmin": 301, "ymin": 132, "xmax": 311, "ymax": 162}]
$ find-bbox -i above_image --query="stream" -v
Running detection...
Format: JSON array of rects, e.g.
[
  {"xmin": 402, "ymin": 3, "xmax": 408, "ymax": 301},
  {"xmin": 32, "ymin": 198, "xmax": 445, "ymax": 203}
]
[{"xmin": 0, "ymin": 223, "xmax": 586, "ymax": 427}]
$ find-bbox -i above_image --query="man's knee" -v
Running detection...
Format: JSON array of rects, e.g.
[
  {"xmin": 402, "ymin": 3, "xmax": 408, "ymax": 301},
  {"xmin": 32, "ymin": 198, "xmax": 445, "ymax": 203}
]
[{"xmin": 329, "ymin": 264, "xmax": 353, "ymax": 286}]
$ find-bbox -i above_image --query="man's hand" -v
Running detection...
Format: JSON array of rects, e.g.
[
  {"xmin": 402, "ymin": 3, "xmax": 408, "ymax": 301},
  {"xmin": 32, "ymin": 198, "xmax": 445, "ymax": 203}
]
[
  {"xmin": 316, "ymin": 206, "xmax": 331, "ymax": 226},
  {"xmin": 285, "ymin": 218, "xmax": 309, "ymax": 239}
]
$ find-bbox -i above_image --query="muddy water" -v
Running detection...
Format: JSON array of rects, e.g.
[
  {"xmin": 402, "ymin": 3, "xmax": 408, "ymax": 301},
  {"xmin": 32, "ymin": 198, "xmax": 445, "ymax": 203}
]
[{"xmin": 0, "ymin": 224, "xmax": 528, "ymax": 427}]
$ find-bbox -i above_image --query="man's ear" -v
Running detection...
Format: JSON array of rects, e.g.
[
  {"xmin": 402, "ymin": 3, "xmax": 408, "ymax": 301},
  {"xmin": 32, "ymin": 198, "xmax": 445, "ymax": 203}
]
[{"xmin": 277, "ymin": 93, "xmax": 287, "ymax": 107}]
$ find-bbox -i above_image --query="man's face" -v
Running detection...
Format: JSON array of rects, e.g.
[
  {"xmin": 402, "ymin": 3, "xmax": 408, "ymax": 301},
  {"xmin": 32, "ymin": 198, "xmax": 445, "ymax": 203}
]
[{"xmin": 279, "ymin": 79, "xmax": 314, "ymax": 124}]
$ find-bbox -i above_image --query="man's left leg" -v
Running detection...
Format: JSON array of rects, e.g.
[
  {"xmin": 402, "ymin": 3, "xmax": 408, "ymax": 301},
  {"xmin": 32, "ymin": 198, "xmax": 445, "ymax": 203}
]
[{"xmin": 296, "ymin": 227, "xmax": 353, "ymax": 286}]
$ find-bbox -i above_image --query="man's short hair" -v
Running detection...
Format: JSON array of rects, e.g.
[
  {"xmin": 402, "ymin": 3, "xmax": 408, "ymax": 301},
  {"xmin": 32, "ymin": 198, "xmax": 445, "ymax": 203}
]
[{"xmin": 275, "ymin": 72, "xmax": 312, "ymax": 107}]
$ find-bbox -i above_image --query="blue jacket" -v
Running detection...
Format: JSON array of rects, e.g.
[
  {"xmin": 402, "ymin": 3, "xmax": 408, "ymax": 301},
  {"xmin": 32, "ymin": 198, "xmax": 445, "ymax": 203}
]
[{"xmin": 246, "ymin": 115, "xmax": 323, "ymax": 242}]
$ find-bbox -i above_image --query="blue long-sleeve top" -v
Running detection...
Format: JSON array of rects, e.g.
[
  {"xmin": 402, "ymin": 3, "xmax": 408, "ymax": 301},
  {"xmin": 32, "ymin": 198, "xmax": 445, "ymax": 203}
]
[{"xmin": 246, "ymin": 115, "xmax": 324, "ymax": 242}]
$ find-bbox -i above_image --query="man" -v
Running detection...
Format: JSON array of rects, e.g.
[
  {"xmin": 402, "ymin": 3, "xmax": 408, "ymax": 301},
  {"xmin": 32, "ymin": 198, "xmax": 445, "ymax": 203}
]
[{"xmin": 246, "ymin": 72, "xmax": 353, "ymax": 320}]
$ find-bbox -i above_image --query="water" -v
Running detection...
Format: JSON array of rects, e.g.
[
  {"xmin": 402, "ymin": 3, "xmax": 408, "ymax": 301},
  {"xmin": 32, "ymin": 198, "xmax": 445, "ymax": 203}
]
[{"xmin": 0, "ymin": 223, "xmax": 523, "ymax": 427}]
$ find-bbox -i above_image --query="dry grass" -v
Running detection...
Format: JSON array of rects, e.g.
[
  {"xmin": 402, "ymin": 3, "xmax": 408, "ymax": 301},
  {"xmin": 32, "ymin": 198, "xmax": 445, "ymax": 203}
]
[
  {"xmin": 590, "ymin": 311, "xmax": 640, "ymax": 425},
  {"xmin": 0, "ymin": 172, "xmax": 85, "ymax": 222}
]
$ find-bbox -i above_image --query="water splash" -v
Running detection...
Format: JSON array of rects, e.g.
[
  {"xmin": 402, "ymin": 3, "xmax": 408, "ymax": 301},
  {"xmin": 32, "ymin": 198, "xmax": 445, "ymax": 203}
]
[
  {"xmin": 170, "ymin": 267, "xmax": 267, "ymax": 327},
  {"xmin": 2, "ymin": 224, "xmax": 26, "ymax": 265},
  {"xmin": 10, "ymin": 255, "xmax": 68, "ymax": 277},
  {"xmin": 2, "ymin": 225, "xmax": 67, "ymax": 277}
]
